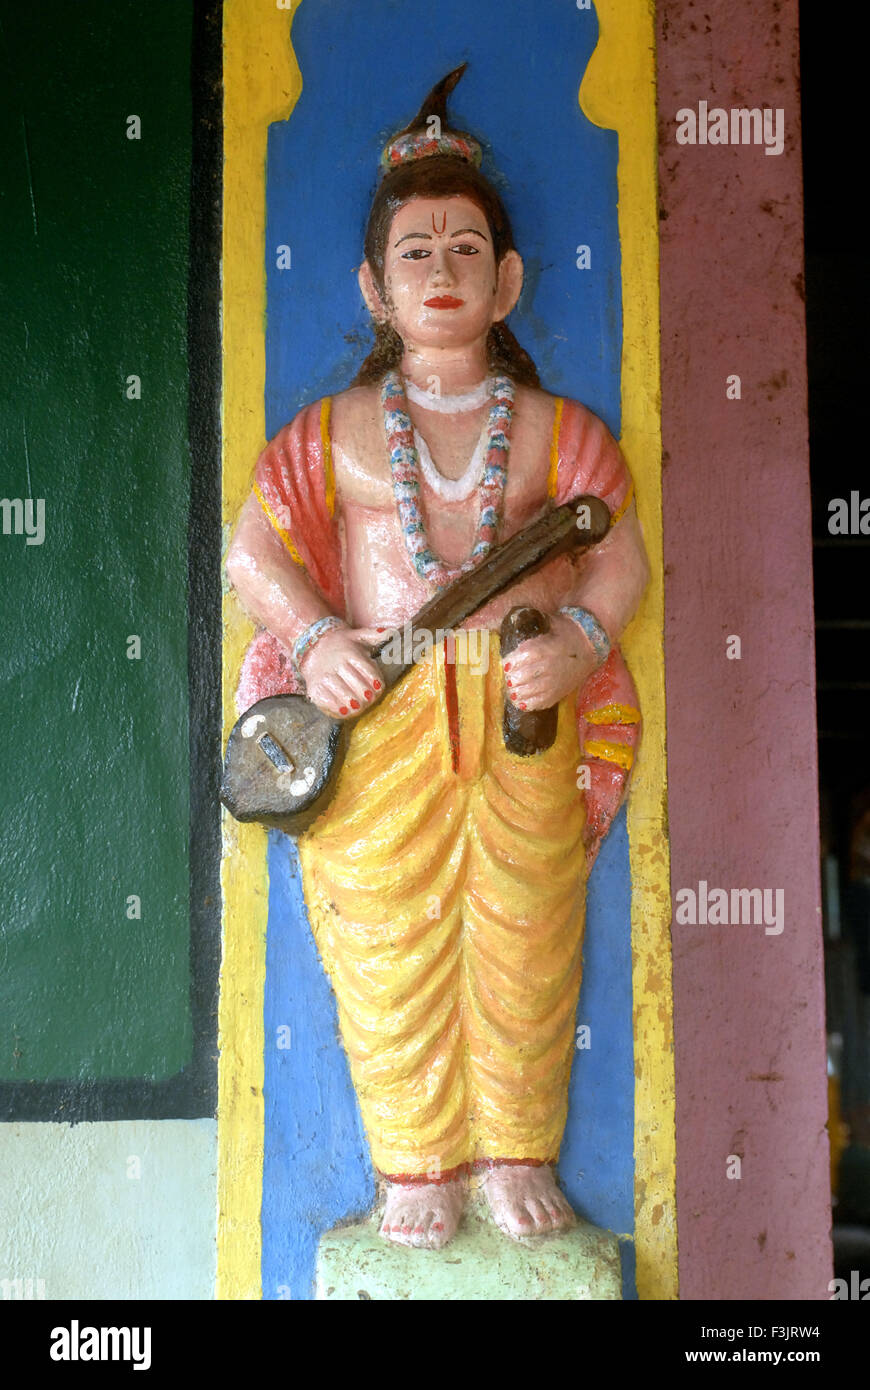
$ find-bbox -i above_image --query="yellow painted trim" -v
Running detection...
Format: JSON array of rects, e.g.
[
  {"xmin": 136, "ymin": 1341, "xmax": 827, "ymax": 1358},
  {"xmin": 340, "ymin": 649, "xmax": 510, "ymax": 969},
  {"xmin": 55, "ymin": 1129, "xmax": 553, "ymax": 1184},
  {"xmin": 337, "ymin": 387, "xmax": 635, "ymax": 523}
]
[
  {"xmin": 585, "ymin": 704, "xmax": 642, "ymax": 727},
  {"xmin": 219, "ymin": 0, "xmax": 304, "ymax": 1301},
  {"xmin": 320, "ymin": 397, "xmax": 336, "ymax": 518},
  {"xmin": 581, "ymin": 2, "xmax": 677, "ymax": 1299},
  {"xmin": 547, "ymin": 396, "xmax": 564, "ymax": 498},
  {"xmin": 584, "ymin": 739, "xmax": 635, "ymax": 771},
  {"xmin": 253, "ymin": 480, "xmax": 306, "ymax": 567}
]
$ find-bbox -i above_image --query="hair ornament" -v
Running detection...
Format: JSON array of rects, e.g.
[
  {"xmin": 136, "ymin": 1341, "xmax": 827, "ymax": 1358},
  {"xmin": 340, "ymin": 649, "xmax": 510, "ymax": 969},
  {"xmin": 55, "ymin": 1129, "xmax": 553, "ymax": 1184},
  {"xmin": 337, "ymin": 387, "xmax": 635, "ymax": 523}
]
[{"xmin": 379, "ymin": 64, "xmax": 483, "ymax": 172}]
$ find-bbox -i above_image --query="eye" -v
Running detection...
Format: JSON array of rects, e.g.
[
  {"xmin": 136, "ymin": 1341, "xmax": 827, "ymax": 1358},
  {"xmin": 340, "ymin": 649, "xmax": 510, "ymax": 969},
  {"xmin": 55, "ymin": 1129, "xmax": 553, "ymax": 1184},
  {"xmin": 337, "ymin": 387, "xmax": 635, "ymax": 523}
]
[
  {"xmin": 451, "ymin": 243, "xmax": 480, "ymax": 256},
  {"xmin": 400, "ymin": 248, "xmax": 431, "ymax": 260}
]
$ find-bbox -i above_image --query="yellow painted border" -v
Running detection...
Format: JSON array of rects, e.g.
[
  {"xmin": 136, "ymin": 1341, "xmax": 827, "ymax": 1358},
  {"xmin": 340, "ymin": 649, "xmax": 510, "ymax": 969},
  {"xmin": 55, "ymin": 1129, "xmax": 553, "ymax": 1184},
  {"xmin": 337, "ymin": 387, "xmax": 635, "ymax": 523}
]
[
  {"xmin": 218, "ymin": 0, "xmax": 304, "ymax": 1300},
  {"xmin": 219, "ymin": 0, "xmax": 675, "ymax": 1301},
  {"xmin": 581, "ymin": 0, "xmax": 678, "ymax": 1299}
]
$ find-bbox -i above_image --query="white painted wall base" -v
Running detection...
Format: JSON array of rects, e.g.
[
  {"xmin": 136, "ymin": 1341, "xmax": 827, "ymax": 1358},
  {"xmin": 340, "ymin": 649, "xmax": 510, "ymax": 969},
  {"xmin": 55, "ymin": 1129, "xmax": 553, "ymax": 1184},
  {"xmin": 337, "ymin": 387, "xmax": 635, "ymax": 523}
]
[{"xmin": 0, "ymin": 1120, "xmax": 216, "ymax": 1300}]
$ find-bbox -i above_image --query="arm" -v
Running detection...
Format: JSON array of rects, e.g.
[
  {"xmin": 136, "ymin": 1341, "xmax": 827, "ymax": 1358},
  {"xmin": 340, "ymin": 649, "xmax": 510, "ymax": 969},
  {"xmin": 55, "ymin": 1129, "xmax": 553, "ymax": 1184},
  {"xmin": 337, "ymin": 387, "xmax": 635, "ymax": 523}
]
[
  {"xmin": 226, "ymin": 493, "xmax": 333, "ymax": 653},
  {"xmin": 226, "ymin": 494, "xmax": 384, "ymax": 719},
  {"xmin": 502, "ymin": 499, "xmax": 649, "ymax": 711}
]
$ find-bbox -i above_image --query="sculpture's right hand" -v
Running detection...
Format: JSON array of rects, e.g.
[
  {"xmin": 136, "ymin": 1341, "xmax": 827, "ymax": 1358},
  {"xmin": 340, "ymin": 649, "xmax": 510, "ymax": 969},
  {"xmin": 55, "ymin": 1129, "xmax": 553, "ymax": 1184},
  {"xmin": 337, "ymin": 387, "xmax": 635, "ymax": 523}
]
[{"xmin": 298, "ymin": 627, "xmax": 386, "ymax": 720}]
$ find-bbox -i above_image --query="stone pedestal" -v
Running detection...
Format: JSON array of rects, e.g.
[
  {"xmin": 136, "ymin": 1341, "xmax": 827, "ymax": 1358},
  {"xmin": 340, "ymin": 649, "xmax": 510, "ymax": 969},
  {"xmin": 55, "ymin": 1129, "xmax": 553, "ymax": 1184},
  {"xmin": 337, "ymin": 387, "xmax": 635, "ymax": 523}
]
[{"xmin": 315, "ymin": 1201, "xmax": 623, "ymax": 1301}]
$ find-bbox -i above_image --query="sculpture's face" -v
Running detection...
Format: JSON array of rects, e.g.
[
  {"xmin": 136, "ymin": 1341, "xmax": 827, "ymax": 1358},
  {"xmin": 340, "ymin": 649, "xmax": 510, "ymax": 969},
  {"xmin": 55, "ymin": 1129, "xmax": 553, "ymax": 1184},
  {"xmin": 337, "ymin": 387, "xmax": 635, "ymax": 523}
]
[{"xmin": 377, "ymin": 194, "xmax": 519, "ymax": 349}]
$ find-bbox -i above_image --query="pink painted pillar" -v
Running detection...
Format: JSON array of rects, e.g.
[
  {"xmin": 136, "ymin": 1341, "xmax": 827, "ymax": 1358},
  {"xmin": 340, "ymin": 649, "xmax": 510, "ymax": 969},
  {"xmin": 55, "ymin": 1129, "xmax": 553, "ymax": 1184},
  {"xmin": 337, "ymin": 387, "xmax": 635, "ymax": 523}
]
[{"xmin": 657, "ymin": 0, "xmax": 832, "ymax": 1297}]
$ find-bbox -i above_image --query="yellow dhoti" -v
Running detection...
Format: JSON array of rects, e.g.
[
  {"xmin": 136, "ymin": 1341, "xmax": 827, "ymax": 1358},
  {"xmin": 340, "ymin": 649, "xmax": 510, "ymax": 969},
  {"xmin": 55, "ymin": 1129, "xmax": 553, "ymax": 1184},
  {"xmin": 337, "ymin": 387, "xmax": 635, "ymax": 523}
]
[{"xmin": 298, "ymin": 632, "xmax": 587, "ymax": 1179}]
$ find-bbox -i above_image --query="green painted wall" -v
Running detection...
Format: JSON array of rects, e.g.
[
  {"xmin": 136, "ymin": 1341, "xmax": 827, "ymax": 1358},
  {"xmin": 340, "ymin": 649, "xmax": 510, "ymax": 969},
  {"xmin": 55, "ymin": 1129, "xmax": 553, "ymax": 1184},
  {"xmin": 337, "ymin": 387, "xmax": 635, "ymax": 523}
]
[{"xmin": 0, "ymin": 2, "xmax": 195, "ymax": 1081}]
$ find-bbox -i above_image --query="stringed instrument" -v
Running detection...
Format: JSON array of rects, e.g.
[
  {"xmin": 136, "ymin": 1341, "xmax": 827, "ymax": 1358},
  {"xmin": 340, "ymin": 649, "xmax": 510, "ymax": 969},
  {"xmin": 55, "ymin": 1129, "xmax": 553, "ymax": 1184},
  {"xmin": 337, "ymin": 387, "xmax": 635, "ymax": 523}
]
[{"xmin": 220, "ymin": 494, "xmax": 610, "ymax": 834}]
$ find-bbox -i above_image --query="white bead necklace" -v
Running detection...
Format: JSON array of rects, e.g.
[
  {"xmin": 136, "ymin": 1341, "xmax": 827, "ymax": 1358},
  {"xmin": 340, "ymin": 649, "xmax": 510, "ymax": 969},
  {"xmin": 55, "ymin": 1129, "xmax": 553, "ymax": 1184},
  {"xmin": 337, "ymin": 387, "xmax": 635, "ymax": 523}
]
[
  {"xmin": 405, "ymin": 376, "xmax": 492, "ymax": 414},
  {"xmin": 381, "ymin": 369, "xmax": 515, "ymax": 587},
  {"xmin": 405, "ymin": 375, "xmax": 493, "ymax": 500},
  {"xmin": 413, "ymin": 421, "xmax": 489, "ymax": 501}
]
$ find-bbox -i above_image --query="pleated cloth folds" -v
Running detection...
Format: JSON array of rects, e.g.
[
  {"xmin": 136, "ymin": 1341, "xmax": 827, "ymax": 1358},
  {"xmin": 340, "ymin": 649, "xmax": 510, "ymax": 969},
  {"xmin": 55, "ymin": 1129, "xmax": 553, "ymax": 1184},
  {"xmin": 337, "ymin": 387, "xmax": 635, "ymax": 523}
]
[{"xmin": 298, "ymin": 632, "xmax": 588, "ymax": 1179}]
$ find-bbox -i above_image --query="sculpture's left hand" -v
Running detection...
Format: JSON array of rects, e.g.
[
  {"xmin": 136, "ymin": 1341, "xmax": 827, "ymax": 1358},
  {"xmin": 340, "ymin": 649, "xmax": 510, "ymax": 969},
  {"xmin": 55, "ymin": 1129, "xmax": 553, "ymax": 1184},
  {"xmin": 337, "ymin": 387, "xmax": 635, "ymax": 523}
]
[{"xmin": 502, "ymin": 613, "xmax": 600, "ymax": 712}]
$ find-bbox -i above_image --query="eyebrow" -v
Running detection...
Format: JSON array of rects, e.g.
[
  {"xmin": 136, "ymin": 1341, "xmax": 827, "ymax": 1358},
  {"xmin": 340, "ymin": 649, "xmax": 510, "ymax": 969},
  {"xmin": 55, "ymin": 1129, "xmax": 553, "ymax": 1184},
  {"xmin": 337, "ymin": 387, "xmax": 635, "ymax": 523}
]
[{"xmin": 393, "ymin": 227, "xmax": 490, "ymax": 247}]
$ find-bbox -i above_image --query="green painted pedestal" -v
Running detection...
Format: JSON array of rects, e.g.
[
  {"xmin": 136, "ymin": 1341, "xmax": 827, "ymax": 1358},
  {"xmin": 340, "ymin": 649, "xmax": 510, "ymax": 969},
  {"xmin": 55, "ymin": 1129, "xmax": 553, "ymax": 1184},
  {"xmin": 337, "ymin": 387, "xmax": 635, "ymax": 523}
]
[{"xmin": 315, "ymin": 1200, "xmax": 623, "ymax": 1300}]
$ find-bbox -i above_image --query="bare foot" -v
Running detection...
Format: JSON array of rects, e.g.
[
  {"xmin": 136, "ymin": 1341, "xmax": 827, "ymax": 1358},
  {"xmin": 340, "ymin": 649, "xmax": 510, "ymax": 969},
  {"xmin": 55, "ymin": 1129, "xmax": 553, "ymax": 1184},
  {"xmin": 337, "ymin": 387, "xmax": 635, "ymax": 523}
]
[
  {"xmin": 481, "ymin": 1164, "xmax": 576, "ymax": 1239},
  {"xmin": 379, "ymin": 1178, "xmax": 464, "ymax": 1251}
]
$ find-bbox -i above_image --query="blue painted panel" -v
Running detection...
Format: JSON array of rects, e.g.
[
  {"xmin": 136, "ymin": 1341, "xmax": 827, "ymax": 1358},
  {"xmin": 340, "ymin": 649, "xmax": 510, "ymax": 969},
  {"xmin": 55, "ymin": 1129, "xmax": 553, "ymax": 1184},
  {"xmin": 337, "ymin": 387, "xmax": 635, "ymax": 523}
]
[
  {"xmin": 264, "ymin": 0, "xmax": 620, "ymax": 438},
  {"xmin": 261, "ymin": 832, "xmax": 375, "ymax": 1301},
  {"xmin": 560, "ymin": 807, "xmax": 637, "ymax": 1300},
  {"xmin": 259, "ymin": 0, "xmax": 633, "ymax": 1299}
]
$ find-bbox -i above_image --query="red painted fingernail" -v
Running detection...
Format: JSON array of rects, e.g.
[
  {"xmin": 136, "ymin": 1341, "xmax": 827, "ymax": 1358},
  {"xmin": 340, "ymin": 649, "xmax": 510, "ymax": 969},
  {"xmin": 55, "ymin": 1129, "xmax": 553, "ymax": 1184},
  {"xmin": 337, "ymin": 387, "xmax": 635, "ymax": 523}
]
[
  {"xmin": 507, "ymin": 680, "xmax": 512, "ymax": 687},
  {"xmin": 520, "ymin": 703, "xmax": 527, "ymax": 710},
  {"xmin": 373, "ymin": 680, "xmax": 382, "ymax": 691},
  {"xmin": 376, "ymin": 627, "xmax": 385, "ymax": 633},
  {"xmin": 339, "ymin": 706, "xmax": 348, "ymax": 715},
  {"xmin": 504, "ymin": 662, "xmax": 512, "ymax": 672},
  {"xmin": 364, "ymin": 690, "xmax": 372, "ymax": 700},
  {"xmin": 350, "ymin": 699, "xmax": 360, "ymax": 710}
]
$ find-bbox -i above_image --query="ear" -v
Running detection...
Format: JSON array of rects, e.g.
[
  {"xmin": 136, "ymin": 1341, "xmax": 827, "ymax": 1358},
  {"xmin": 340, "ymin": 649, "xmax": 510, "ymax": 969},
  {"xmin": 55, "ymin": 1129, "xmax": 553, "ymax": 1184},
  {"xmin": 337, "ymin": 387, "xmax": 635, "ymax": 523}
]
[
  {"xmin": 358, "ymin": 260, "xmax": 388, "ymax": 321},
  {"xmin": 494, "ymin": 249, "xmax": 523, "ymax": 320}
]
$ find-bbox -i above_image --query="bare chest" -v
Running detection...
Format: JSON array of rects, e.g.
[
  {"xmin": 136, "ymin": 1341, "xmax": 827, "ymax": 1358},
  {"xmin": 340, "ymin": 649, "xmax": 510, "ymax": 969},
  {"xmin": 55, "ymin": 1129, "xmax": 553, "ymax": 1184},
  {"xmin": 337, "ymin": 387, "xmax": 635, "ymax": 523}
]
[{"xmin": 330, "ymin": 398, "xmax": 556, "ymax": 624}]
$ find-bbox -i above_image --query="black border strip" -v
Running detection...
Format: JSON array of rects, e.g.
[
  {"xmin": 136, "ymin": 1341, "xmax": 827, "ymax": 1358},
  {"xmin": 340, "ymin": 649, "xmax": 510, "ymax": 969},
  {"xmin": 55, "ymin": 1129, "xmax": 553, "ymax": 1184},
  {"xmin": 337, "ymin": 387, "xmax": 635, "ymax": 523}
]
[{"xmin": 0, "ymin": 0, "xmax": 224, "ymax": 1123}]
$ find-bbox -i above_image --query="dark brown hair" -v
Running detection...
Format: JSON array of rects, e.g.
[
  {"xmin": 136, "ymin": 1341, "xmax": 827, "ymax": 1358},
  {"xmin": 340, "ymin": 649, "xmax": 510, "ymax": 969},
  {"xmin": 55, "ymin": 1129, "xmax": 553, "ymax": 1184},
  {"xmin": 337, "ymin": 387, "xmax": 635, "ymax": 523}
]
[{"xmin": 353, "ymin": 157, "xmax": 539, "ymax": 388}]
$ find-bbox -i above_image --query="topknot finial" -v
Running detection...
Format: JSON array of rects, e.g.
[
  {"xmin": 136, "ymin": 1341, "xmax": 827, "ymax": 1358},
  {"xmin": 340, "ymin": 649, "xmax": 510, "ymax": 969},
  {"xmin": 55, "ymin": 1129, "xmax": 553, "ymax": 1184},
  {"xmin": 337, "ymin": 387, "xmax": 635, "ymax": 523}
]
[{"xmin": 380, "ymin": 64, "xmax": 482, "ymax": 173}]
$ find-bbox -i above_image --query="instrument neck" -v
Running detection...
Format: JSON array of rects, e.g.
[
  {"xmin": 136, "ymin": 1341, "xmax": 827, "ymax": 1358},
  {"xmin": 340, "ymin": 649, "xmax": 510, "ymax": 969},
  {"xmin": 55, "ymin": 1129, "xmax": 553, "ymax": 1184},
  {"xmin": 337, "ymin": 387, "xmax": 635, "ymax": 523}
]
[{"xmin": 369, "ymin": 494, "xmax": 608, "ymax": 687}]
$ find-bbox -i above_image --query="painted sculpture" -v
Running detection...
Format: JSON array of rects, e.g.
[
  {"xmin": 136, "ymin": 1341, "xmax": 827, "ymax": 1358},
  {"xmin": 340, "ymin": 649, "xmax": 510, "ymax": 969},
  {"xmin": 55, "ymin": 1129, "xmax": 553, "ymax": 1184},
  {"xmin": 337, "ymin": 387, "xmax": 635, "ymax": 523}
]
[{"xmin": 225, "ymin": 67, "xmax": 649, "ymax": 1251}]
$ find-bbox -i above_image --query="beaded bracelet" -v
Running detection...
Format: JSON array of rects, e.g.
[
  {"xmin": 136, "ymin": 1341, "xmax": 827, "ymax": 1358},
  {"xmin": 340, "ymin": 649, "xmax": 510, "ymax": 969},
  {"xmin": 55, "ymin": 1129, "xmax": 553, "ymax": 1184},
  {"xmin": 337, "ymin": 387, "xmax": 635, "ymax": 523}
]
[
  {"xmin": 292, "ymin": 615, "xmax": 347, "ymax": 674},
  {"xmin": 559, "ymin": 606, "xmax": 611, "ymax": 665}
]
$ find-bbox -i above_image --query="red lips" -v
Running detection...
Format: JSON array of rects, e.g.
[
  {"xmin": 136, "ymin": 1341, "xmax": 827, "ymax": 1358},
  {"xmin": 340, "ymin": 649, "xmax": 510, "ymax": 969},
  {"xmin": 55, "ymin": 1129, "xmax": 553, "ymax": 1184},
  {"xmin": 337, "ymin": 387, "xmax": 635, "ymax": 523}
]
[{"xmin": 424, "ymin": 296, "xmax": 464, "ymax": 309}]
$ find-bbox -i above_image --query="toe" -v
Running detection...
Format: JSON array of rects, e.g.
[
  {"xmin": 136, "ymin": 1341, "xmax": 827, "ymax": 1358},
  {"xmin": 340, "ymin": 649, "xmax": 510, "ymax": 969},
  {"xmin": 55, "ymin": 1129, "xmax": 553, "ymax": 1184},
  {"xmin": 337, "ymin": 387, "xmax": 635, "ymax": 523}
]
[
  {"xmin": 558, "ymin": 1202, "xmax": 577, "ymax": 1229},
  {"xmin": 549, "ymin": 1190, "xmax": 576, "ymax": 1226},
  {"xmin": 429, "ymin": 1206, "xmax": 458, "ymax": 1250},
  {"xmin": 383, "ymin": 1211, "xmax": 416, "ymax": 1245},
  {"xmin": 428, "ymin": 1222, "xmax": 448, "ymax": 1251},
  {"xmin": 505, "ymin": 1199, "xmax": 535, "ymax": 1237},
  {"xmin": 380, "ymin": 1217, "xmax": 407, "ymax": 1245},
  {"xmin": 542, "ymin": 1200, "xmax": 569, "ymax": 1230},
  {"xmin": 524, "ymin": 1197, "xmax": 554, "ymax": 1233}
]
